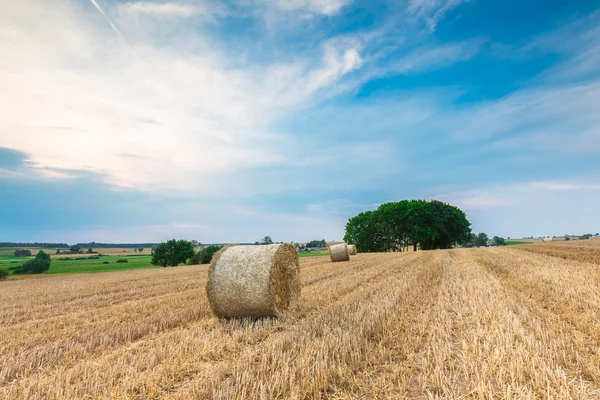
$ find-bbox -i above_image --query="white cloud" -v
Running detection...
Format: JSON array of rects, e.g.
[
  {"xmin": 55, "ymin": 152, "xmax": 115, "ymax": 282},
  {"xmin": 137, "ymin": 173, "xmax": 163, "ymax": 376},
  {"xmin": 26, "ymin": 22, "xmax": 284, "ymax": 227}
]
[
  {"xmin": 0, "ymin": 0, "xmax": 363, "ymax": 194},
  {"xmin": 408, "ymin": 0, "xmax": 470, "ymax": 31},
  {"xmin": 388, "ymin": 38, "xmax": 483, "ymax": 75},
  {"xmin": 118, "ymin": 1, "xmax": 221, "ymax": 19},
  {"xmin": 435, "ymin": 180, "xmax": 600, "ymax": 237},
  {"xmin": 261, "ymin": 0, "xmax": 351, "ymax": 16}
]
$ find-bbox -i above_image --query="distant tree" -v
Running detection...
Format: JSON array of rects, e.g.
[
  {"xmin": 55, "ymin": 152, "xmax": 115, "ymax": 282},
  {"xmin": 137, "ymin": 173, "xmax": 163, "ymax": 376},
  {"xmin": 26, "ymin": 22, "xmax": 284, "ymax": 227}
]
[
  {"xmin": 493, "ymin": 236, "xmax": 505, "ymax": 246},
  {"xmin": 565, "ymin": 237, "xmax": 571, "ymax": 241},
  {"xmin": 138, "ymin": 247, "xmax": 144, "ymax": 253},
  {"xmin": 254, "ymin": 242, "xmax": 260, "ymax": 245},
  {"xmin": 35, "ymin": 250, "xmax": 51, "ymax": 263},
  {"xmin": 475, "ymin": 233, "xmax": 488, "ymax": 247},
  {"xmin": 0, "ymin": 269, "xmax": 8, "ymax": 281},
  {"xmin": 306, "ymin": 239, "xmax": 327, "ymax": 248},
  {"xmin": 151, "ymin": 239, "xmax": 195, "ymax": 267},
  {"xmin": 261, "ymin": 236, "xmax": 273, "ymax": 245},
  {"xmin": 56, "ymin": 249, "xmax": 61, "ymax": 254},
  {"xmin": 580, "ymin": 234, "xmax": 592, "ymax": 240},
  {"xmin": 134, "ymin": 248, "xmax": 137, "ymax": 253},
  {"xmin": 87, "ymin": 248, "xmax": 93, "ymax": 254},
  {"xmin": 69, "ymin": 245, "xmax": 81, "ymax": 254},
  {"xmin": 189, "ymin": 245, "xmax": 223, "ymax": 265},
  {"xmin": 14, "ymin": 249, "xmax": 32, "ymax": 257},
  {"xmin": 461, "ymin": 233, "xmax": 478, "ymax": 248}
]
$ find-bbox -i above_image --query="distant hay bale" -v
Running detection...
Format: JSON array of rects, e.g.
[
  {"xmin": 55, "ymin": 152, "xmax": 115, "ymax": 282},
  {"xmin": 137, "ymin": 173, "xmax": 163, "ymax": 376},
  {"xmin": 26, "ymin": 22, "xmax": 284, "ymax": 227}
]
[
  {"xmin": 347, "ymin": 244, "xmax": 357, "ymax": 255},
  {"xmin": 542, "ymin": 238, "xmax": 554, "ymax": 243},
  {"xmin": 206, "ymin": 244, "xmax": 300, "ymax": 318},
  {"xmin": 329, "ymin": 243, "xmax": 350, "ymax": 262}
]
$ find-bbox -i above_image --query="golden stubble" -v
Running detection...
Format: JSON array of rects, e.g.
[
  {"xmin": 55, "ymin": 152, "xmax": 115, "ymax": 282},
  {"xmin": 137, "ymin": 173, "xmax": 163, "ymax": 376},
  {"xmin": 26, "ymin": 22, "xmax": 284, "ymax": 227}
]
[{"xmin": 2, "ymin": 246, "xmax": 600, "ymax": 399}]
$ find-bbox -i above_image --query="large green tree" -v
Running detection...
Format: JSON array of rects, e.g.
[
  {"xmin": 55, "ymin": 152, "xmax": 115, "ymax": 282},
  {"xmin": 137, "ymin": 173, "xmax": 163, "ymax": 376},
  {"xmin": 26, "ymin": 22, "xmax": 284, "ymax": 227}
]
[
  {"xmin": 343, "ymin": 210, "xmax": 388, "ymax": 252},
  {"xmin": 344, "ymin": 200, "xmax": 471, "ymax": 252},
  {"xmin": 151, "ymin": 239, "xmax": 195, "ymax": 267}
]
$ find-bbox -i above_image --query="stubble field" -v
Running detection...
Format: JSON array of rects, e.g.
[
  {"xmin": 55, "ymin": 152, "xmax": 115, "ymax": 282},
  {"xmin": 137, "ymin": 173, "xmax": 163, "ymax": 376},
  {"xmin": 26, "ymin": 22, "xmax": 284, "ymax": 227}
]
[{"xmin": 2, "ymin": 242, "xmax": 600, "ymax": 399}]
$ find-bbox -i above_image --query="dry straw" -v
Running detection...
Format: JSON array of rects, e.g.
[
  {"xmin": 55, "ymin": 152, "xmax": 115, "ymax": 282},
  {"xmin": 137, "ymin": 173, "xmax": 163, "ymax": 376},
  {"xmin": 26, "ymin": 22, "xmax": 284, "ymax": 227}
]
[
  {"xmin": 348, "ymin": 244, "xmax": 357, "ymax": 256},
  {"xmin": 329, "ymin": 243, "xmax": 350, "ymax": 262},
  {"xmin": 206, "ymin": 244, "xmax": 301, "ymax": 318}
]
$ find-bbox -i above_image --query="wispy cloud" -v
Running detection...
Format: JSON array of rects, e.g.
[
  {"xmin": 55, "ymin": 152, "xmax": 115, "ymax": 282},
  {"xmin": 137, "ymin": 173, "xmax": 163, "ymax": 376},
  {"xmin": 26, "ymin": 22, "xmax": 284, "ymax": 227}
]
[
  {"xmin": 387, "ymin": 37, "xmax": 484, "ymax": 75},
  {"xmin": 119, "ymin": 1, "xmax": 223, "ymax": 19},
  {"xmin": 0, "ymin": 0, "xmax": 367, "ymax": 194},
  {"xmin": 408, "ymin": 0, "xmax": 470, "ymax": 31},
  {"xmin": 254, "ymin": 0, "xmax": 351, "ymax": 16}
]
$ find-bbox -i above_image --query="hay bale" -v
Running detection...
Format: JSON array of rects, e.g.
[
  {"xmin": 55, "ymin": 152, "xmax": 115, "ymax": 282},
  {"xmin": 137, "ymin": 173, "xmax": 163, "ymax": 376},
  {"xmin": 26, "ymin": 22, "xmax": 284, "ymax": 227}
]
[
  {"xmin": 206, "ymin": 244, "xmax": 300, "ymax": 318},
  {"xmin": 329, "ymin": 243, "xmax": 350, "ymax": 262},
  {"xmin": 347, "ymin": 244, "xmax": 357, "ymax": 255}
]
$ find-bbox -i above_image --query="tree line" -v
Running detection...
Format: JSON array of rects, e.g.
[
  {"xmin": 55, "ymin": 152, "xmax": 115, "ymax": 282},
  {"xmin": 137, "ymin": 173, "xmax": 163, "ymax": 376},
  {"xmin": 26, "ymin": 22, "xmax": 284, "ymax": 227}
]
[
  {"xmin": 344, "ymin": 200, "xmax": 472, "ymax": 252},
  {"xmin": 151, "ymin": 239, "xmax": 222, "ymax": 267},
  {"xmin": 0, "ymin": 242, "xmax": 68, "ymax": 248}
]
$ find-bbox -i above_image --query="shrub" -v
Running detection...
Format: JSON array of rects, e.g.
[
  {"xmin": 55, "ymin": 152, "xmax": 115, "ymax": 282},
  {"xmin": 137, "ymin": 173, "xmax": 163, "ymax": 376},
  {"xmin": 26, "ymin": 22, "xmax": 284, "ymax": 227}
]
[
  {"xmin": 13, "ymin": 250, "xmax": 52, "ymax": 274},
  {"xmin": 116, "ymin": 259, "xmax": 128, "ymax": 263},
  {"xmin": 0, "ymin": 269, "xmax": 8, "ymax": 281},
  {"xmin": 152, "ymin": 240, "xmax": 195, "ymax": 267},
  {"xmin": 14, "ymin": 249, "xmax": 32, "ymax": 257},
  {"xmin": 189, "ymin": 245, "xmax": 223, "ymax": 265},
  {"xmin": 15, "ymin": 258, "xmax": 50, "ymax": 274},
  {"xmin": 103, "ymin": 261, "xmax": 110, "ymax": 265},
  {"xmin": 87, "ymin": 256, "xmax": 100, "ymax": 260},
  {"xmin": 7, "ymin": 266, "xmax": 18, "ymax": 270}
]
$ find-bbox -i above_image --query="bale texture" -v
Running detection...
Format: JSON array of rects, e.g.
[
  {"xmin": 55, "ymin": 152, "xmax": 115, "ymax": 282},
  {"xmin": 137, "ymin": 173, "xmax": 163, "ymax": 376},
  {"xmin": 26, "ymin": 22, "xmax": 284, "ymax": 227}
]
[
  {"xmin": 329, "ymin": 243, "xmax": 350, "ymax": 262},
  {"xmin": 348, "ymin": 244, "xmax": 357, "ymax": 255},
  {"xmin": 206, "ymin": 244, "xmax": 300, "ymax": 318}
]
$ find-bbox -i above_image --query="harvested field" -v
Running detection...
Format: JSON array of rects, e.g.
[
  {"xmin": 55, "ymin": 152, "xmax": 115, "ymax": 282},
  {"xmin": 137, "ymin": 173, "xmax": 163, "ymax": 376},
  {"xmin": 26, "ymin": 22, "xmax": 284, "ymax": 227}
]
[
  {"xmin": 2, "ymin": 247, "xmax": 600, "ymax": 399},
  {"xmin": 518, "ymin": 238, "xmax": 600, "ymax": 265}
]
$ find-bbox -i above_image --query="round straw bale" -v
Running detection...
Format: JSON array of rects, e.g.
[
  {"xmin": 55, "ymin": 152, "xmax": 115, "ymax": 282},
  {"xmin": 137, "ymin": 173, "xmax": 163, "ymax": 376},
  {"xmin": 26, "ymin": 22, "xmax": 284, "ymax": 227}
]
[
  {"xmin": 329, "ymin": 243, "xmax": 350, "ymax": 262},
  {"xmin": 347, "ymin": 244, "xmax": 357, "ymax": 255},
  {"xmin": 206, "ymin": 244, "xmax": 300, "ymax": 318}
]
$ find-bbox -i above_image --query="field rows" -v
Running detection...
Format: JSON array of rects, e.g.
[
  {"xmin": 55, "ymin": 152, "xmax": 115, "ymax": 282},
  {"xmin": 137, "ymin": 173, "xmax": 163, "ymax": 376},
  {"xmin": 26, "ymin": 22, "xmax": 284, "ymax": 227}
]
[{"xmin": 2, "ymin": 246, "xmax": 600, "ymax": 398}]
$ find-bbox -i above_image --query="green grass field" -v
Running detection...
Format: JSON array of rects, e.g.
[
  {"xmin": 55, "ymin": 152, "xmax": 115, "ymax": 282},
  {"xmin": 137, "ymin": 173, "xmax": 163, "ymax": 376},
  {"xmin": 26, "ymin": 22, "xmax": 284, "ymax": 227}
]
[
  {"xmin": 49, "ymin": 255, "xmax": 159, "ymax": 274},
  {"xmin": 1, "ymin": 247, "xmax": 330, "ymax": 276},
  {"xmin": 0, "ymin": 249, "xmax": 158, "ymax": 275},
  {"xmin": 505, "ymin": 240, "xmax": 534, "ymax": 246},
  {"xmin": 298, "ymin": 251, "xmax": 330, "ymax": 258}
]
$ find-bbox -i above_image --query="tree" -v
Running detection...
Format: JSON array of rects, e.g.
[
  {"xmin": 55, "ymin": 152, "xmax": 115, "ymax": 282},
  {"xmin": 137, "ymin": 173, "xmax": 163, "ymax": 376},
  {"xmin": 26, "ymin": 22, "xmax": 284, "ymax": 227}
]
[
  {"xmin": 70, "ymin": 245, "xmax": 81, "ymax": 254},
  {"xmin": 138, "ymin": 247, "xmax": 144, "ymax": 253},
  {"xmin": 261, "ymin": 236, "xmax": 273, "ymax": 245},
  {"xmin": 189, "ymin": 245, "xmax": 223, "ymax": 265},
  {"xmin": 151, "ymin": 239, "xmax": 195, "ymax": 267},
  {"xmin": 56, "ymin": 249, "xmax": 61, "ymax": 254},
  {"xmin": 87, "ymin": 248, "xmax": 93, "ymax": 254},
  {"xmin": 306, "ymin": 239, "xmax": 327, "ymax": 248},
  {"xmin": 0, "ymin": 269, "xmax": 8, "ymax": 281},
  {"xmin": 565, "ymin": 236, "xmax": 571, "ymax": 241},
  {"xmin": 475, "ymin": 233, "xmax": 488, "ymax": 247},
  {"xmin": 344, "ymin": 210, "xmax": 387, "ymax": 253},
  {"xmin": 14, "ymin": 250, "xmax": 51, "ymax": 274},
  {"xmin": 14, "ymin": 249, "xmax": 32, "ymax": 257},
  {"xmin": 346, "ymin": 200, "xmax": 471, "ymax": 253},
  {"xmin": 35, "ymin": 250, "xmax": 51, "ymax": 263},
  {"xmin": 493, "ymin": 236, "xmax": 505, "ymax": 246}
]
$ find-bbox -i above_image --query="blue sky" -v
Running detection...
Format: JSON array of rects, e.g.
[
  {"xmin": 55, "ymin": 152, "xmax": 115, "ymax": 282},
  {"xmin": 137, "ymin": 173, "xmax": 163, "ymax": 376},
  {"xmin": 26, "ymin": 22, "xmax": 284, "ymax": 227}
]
[{"xmin": 1, "ymin": 0, "xmax": 599, "ymax": 243}]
